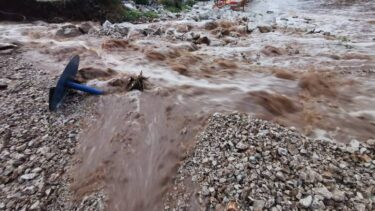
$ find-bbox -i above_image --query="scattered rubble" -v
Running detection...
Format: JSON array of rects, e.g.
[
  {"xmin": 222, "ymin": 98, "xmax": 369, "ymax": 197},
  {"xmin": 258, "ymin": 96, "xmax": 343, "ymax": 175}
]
[
  {"xmin": 165, "ymin": 113, "xmax": 375, "ymax": 210},
  {"xmin": 56, "ymin": 24, "xmax": 83, "ymax": 37},
  {"xmin": 0, "ymin": 53, "xmax": 103, "ymax": 211}
]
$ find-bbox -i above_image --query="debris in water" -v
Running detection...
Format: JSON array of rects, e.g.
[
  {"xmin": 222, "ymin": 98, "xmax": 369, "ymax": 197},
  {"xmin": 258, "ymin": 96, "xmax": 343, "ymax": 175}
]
[
  {"xmin": 194, "ymin": 36, "xmax": 210, "ymax": 45},
  {"xmin": 127, "ymin": 71, "xmax": 147, "ymax": 91}
]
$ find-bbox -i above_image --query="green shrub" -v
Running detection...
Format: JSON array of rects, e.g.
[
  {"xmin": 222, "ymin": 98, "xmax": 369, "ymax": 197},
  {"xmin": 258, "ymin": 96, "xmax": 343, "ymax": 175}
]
[
  {"xmin": 160, "ymin": 0, "xmax": 182, "ymax": 8},
  {"xmin": 160, "ymin": 0, "xmax": 195, "ymax": 13},
  {"xmin": 122, "ymin": 9, "xmax": 159, "ymax": 22},
  {"xmin": 143, "ymin": 11, "xmax": 159, "ymax": 19},
  {"xmin": 134, "ymin": 0, "xmax": 150, "ymax": 5},
  {"xmin": 185, "ymin": 0, "xmax": 196, "ymax": 6}
]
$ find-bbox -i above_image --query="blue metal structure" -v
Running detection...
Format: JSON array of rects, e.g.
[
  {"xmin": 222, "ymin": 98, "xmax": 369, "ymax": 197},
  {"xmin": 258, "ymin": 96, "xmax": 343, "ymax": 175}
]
[{"xmin": 49, "ymin": 55, "xmax": 104, "ymax": 111}]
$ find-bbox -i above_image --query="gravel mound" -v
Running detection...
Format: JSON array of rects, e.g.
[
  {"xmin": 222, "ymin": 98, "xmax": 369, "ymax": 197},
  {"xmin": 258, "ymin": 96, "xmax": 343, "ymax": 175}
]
[
  {"xmin": 0, "ymin": 53, "xmax": 103, "ymax": 211},
  {"xmin": 166, "ymin": 113, "xmax": 375, "ymax": 210}
]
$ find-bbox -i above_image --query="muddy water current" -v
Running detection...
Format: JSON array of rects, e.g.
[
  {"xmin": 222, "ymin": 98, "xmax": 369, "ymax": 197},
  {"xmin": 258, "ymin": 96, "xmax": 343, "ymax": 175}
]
[{"xmin": 1, "ymin": 0, "xmax": 374, "ymax": 210}]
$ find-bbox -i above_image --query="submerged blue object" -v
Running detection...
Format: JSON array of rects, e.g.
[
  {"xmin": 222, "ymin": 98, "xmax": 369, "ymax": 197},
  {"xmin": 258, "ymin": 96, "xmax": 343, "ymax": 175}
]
[{"xmin": 49, "ymin": 55, "xmax": 104, "ymax": 111}]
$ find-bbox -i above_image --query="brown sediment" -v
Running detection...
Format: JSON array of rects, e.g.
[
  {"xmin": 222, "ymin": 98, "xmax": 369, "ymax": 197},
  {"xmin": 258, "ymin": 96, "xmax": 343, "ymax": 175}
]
[
  {"xmin": 170, "ymin": 63, "xmax": 189, "ymax": 76},
  {"xmin": 145, "ymin": 50, "xmax": 167, "ymax": 61},
  {"xmin": 218, "ymin": 20, "xmax": 235, "ymax": 29},
  {"xmin": 101, "ymin": 39, "xmax": 130, "ymax": 50},
  {"xmin": 194, "ymin": 36, "xmax": 211, "ymax": 45},
  {"xmin": 72, "ymin": 91, "xmax": 206, "ymax": 211},
  {"xmin": 229, "ymin": 25, "xmax": 247, "ymax": 35},
  {"xmin": 176, "ymin": 24, "xmax": 193, "ymax": 33},
  {"xmin": 204, "ymin": 21, "xmax": 218, "ymax": 30},
  {"xmin": 341, "ymin": 53, "xmax": 373, "ymax": 60},
  {"xmin": 249, "ymin": 91, "xmax": 301, "ymax": 115},
  {"xmin": 108, "ymin": 77, "xmax": 130, "ymax": 87},
  {"xmin": 164, "ymin": 48, "xmax": 182, "ymax": 59},
  {"xmin": 38, "ymin": 45, "xmax": 100, "ymax": 62},
  {"xmin": 75, "ymin": 67, "xmax": 117, "ymax": 83},
  {"xmin": 298, "ymin": 72, "xmax": 337, "ymax": 97},
  {"xmin": 178, "ymin": 54, "xmax": 202, "ymax": 66},
  {"xmin": 71, "ymin": 164, "xmax": 107, "ymax": 201},
  {"xmin": 272, "ymin": 69, "xmax": 297, "ymax": 80},
  {"xmin": 261, "ymin": 45, "xmax": 285, "ymax": 56},
  {"xmin": 216, "ymin": 59, "xmax": 238, "ymax": 69}
]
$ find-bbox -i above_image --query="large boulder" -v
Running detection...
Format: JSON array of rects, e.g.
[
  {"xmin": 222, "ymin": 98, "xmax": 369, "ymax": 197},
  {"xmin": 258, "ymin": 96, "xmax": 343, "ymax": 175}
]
[{"xmin": 55, "ymin": 25, "xmax": 82, "ymax": 37}]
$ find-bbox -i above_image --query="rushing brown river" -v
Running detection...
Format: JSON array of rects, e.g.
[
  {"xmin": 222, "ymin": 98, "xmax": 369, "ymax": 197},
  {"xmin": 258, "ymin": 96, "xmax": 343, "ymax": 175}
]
[{"xmin": 1, "ymin": 0, "xmax": 374, "ymax": 210}]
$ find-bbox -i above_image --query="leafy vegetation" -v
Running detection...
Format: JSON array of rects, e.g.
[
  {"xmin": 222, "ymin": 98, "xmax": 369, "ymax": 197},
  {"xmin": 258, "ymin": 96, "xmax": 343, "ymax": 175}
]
[
  {"xmin": 123, "ymin": 9, "xmax": 159, "ymax": 22},
  {"xmin": 134, "ymin": 0, "xmax": 150, "ymax": 5},
  {"xmin": 160, "ymin": 0, "xmax": 196, "ymax": 13}
]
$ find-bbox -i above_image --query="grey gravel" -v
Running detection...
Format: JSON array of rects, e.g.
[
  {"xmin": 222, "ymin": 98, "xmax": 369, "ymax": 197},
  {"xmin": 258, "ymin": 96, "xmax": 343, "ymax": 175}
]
[
  {"xmin": 165, "ymin": 113, "xmax": 375, "ymax": 210},
  {"xmin": 0, "ymin": 53, "xmax": 104, "ymax": 211}
]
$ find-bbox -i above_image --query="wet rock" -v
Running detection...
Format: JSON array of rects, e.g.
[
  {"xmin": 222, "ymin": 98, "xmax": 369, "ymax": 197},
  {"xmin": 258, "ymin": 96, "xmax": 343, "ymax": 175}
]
[
  {"xmin": 0, "ymin": 79, "xmax": 8, "ymax": 90},
  {"xmin": 347, "ymin": 139, "xmax": 360, "ymax": 152},
  {"xmin": 311, "ymin": 195, "xmax": 325, "ymax": 209},
  {"xmin": 261, "ymin": 46, "xmax": 284, "ymax": 56},
  {"xmin": 29, "ymin": 200, "xmax": 40, "ymax": 210},
  {"xmin": 257, "ymin": 25, "xmax": 273, "ymax": 33},
  {"xmin": 102, "ymin": 20, "xmax": 112, "ymax": 31},
  {"xmin": 0, "ymin": 43, "xmax": 17, "ymax": 51},
  {"xmin": 247, "ymin": 23, "xmax": 257, "ymax": 33},
  {"xmin": 299, "ymin": 195, "xmax": 313, "ymax": 208},
  {"xmin": 204, "ymin": 21, "xmax": 218, "ymax": 30},
  {"xmin": 199, "ymin": 11, "xmax": 210, "ymax": 20},
  {"xmin": 152, "ymin": 27, "xmax": 164, "ymax": 36},
  {"xmin": 78, "ymin": 22, "xmax": 94, "ymax": 34},
  {"xmin": 235, "ymin": 142, "xmax": 249, "ymax": 151},
  {"xmin": 253, "ymin": 200, "xmax": 265, "ymax": 210},
  {"xmin": 332, "ymin": 190, "xmax": 346, "ymax": 202},
  {"xmin": 366, "ymin": 139, "xmax": 375, "ymax": 146},
  {"xmin": 314, "ymin": 186, "xmax": 332, "ymax": 199},
  {"xmin": 101, "ymin": 21, "xmax": 131, "ymax": 37},
  {"xmin": 277, "ymin": 147, "xmax": 288, "ymax": 156},
  {"xmin": 354, "ymin": 203, "xmax": 366, "ymax": 211},
  {"xmin": 176, "ymin": 24, "xmax": 192, "ymax": 33},
  {"xmin": 20, "ymin": 173, "xmax": 37, "ymax": 180},
  {"xmin": 194, "ymin": 36, "xmax": 210, "ymax": 45},
  {"xmin": 56, "ymin": 25, "xmax": 82, "ymax": 37}
]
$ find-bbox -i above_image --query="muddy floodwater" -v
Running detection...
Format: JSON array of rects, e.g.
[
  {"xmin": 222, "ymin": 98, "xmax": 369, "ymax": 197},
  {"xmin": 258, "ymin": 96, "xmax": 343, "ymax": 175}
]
[{"xmin": 1, "ymin": 0, "xmax": 374, "ymax": 210}]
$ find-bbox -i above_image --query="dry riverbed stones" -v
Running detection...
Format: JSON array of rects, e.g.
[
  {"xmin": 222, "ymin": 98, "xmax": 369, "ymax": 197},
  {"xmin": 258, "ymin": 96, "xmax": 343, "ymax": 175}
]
[
  {"xmin": 0, "ymin": 53, "xmax": 102, "ymax": 210},
  {"xmin": 165, "ymin": 113, "xmax": 375, "ymax": 210}
]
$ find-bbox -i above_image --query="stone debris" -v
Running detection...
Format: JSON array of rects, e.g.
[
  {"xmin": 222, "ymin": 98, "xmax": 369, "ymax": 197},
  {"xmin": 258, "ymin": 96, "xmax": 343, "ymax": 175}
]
[
  {"xmin": 0, "ymin": 78, "xmax": 8, "ymax": 90},
  {"xmin": 0, "ymin": 53, "xmax": 104, "ymax": 211},
  {"xmin": 165, "ymin": 113, "xmax": 375, "ymax": 210},
  {"xmin": 55, "ymin": 24, "xmax": 83, "ymax": 37}
]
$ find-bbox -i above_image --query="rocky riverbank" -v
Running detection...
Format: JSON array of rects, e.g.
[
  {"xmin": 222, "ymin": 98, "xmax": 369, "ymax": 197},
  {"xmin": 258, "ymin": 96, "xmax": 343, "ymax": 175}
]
[
  {"xmin": 0, "ymin": 51, "xmax": 104, "ymax": 210},
  {"xmin": 165, "ymin": 113, "xmax": 375, "ymax": 210},
  {"xmin": 0, "ymin": 0, "xmax": 374, "ymax": 210}
]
